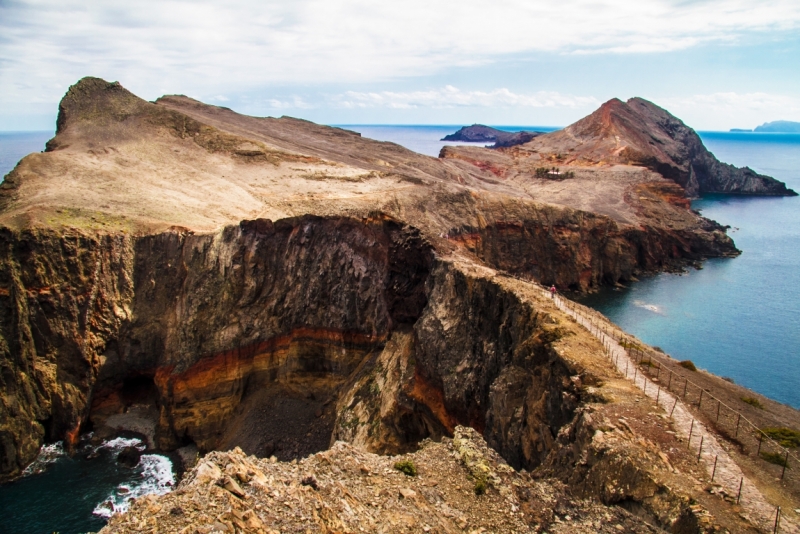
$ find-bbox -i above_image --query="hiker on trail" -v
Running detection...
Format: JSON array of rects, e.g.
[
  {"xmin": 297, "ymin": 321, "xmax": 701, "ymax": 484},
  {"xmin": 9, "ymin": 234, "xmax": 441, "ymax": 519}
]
[{"xmin": 550, "ymin": 285, "xmax": 556, "ymax": 298}]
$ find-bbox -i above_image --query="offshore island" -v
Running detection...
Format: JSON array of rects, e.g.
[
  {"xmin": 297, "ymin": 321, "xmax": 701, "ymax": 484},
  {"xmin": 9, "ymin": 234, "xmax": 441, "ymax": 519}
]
[{"xmin": 1, "ymin": 77, "xmax": 800, "ymax": 533}]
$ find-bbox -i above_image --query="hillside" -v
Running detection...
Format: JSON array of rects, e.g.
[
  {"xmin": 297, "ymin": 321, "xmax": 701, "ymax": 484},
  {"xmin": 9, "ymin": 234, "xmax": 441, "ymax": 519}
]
[
  {"xmin": 442, "ymin": 98, "xmax": 795, "ymax": 197},
  {"xmin": 2, "ymin": 77, "xmax": 798, "ymax": 532}
]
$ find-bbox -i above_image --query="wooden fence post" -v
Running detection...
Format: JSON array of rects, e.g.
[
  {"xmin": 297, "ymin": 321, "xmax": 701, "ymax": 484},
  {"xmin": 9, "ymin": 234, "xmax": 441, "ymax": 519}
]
[{"xmin": 781, "ymin": 451, "xmax": 789, "ymax": 480}]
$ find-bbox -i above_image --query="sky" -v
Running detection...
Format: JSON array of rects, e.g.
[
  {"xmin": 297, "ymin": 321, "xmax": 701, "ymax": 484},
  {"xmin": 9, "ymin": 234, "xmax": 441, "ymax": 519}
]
[{"xmin": 1, "ymin": 0, "xmax": 800, "ymax": 131}]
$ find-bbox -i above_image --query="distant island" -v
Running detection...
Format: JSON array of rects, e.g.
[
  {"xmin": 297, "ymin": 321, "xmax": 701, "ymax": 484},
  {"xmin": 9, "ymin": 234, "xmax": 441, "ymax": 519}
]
[
  {"xmin": 754, "ymin": 120, "xmax": 800, "ymax": 133},
  {"xmin": 730, "ymin": 120, "xmax": 800, "ymax": 133},
  {"xmin": 441, "ymin": 124, "xmax": 544, "ymax": 147}
]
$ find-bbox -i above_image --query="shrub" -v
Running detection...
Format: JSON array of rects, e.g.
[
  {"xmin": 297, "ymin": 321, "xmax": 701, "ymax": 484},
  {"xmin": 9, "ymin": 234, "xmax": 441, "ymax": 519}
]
[
  {"xmin": 474, "ymin": 477, "xmax": 487, "ymax": 495},
  {"xmin": 721, "ymin": 376, "xmax": 735, "ymax": 384},
  {"xmin": 742, "ymin": 397, "xmax": 763, "ymax": 409},
  {"xmin": 761, "ymin": 427, "xmax": 800, "ymax": 448},
  {"xmin": 394, "ymin": 459, "xmax": 417, "ymax": 477},
  {"xmin": 679, "ymin": 360, "xmax": 697, "ymax": 372},
  {"xmin": 619, "ymin": 340, "xmax": 644, "ymax": 351},
  {"xmin": 760, "ymin": 451, "xmax": 788, "ymax": 467}
]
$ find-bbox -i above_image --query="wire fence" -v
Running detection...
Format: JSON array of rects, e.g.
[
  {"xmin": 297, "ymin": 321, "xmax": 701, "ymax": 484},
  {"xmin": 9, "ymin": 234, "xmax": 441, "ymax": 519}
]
[
  {"xmin": 553, "ymin": 294, "xmax": 799, "ymax": 484},
  {"xmin": 519, "ymin": 278, "xmax": 798, "ymax": 531}
]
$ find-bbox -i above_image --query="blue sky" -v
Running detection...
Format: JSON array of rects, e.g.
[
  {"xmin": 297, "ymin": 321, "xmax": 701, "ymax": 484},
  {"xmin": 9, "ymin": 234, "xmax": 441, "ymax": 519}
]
[{"xmin": 1, "ymin": 0, "xmax": 799, "ymax": 131}]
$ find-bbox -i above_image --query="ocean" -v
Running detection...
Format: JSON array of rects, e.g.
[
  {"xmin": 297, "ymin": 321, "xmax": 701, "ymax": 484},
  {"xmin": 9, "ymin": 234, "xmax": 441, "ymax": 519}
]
[
  {"xmin": 0, "ymin": 132, "xmax": 176, "ymax": 534},
  {"xmin": 1, "ymin": 126, "xmax": 799, "ymax": 532}
]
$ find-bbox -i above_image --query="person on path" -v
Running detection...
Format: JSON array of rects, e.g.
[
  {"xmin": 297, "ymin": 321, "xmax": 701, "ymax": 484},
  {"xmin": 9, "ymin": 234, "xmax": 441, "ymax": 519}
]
[{"xmin": 550, "ymin": 285, "xmax": 556, "ymax": 299}]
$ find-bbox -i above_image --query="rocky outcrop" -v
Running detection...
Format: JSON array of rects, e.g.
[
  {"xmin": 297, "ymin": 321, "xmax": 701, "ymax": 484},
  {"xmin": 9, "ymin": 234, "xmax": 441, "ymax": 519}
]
[
  {"xmin": 0, "ymin": 77, "xmax": 744, "ymax": 489},
  {"xmin": 100, "ymin": 428, "xmax": 676, "ymax": 533},
  {"xmin": 330, "ymin": 260, "xmax": 581, "ymax": 470},
  {"xmin": 441, "ymin": 124, "xmax": 542, "ymax": 147},
  {"xmin": 0, "ymin": 228, "xmax": 135, "ymax": 475},
  {"xmin": 517, "ymin": 97, "xmax": 796, "ymax": 197}
]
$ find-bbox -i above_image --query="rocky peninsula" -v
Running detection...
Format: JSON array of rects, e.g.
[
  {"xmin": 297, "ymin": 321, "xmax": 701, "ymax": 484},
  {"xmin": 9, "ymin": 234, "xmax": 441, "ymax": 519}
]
[{"xmin": 1, "ymin": 77, "xmax": 798, "ymax": 532}]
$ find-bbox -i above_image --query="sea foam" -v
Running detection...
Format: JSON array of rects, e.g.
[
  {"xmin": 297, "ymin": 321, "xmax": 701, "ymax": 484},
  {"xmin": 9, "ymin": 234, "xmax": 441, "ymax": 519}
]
[{"xmin": 92, "ymin": 437, "xmax": 175, "ymax": 518}]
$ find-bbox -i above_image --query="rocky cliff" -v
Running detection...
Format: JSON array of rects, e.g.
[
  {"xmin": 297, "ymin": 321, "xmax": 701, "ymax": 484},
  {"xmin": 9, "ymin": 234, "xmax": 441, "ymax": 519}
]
[
  {"xmin": 441, "ymin": 124, "xmax": 542, "ymax": 147},
  {"xmin": 501, "ymin": 97, "xmax": 795, "ymax": 197},
  {"xmin": 0, "ymin": 76, "xmax": 779, "ymax": 532}
]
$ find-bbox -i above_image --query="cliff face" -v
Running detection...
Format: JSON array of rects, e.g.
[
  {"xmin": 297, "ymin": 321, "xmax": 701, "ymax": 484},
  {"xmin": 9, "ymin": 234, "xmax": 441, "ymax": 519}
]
[
  {"xmin": 441, "ymin": 124, "xmax": 542, "ymax": 147},
  {"xmin": 0, "ymin": 215, "xmax": 436, "ymax": 475},
  {"xmin": 0, "ymin": 77, "xmax": 742, "ymax": 482},
  {"xmin": 0, "ymin": 228, "xmax": 134, "ymax": 474},
  {"xmin": 514, "ymin": 97, "xmax": 795, "ymax": 197}
]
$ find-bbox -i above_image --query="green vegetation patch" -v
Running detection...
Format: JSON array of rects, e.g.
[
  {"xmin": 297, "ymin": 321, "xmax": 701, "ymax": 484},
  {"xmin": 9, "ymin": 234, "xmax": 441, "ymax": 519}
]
[
  {"xmin": 473, "ymin": 475, "xmax": 487, "ymax": 495},
  {"xmin": 760, "ymin": 451, "xmax": 789, "ymax": 467},
  {"xmin": 394, "ymin": 459, "xmax": 417, "ymax": 477},
  {"xmin": 619, "ymin": 340, "xmax": 644, "ymax": 351},
  {"xmin": 534, "ymin": 167, "xmax": 575, "ymax": 180},
  {"xmin": 761, "ymin": 427, "xmax": 800, "ymax": 448},
  {"xmin": 741, "ymin": 397, "xmax": 763, "ymax": 409},
  {"xmin": 678, "ymin": 360, "xmax": 697, "ymax": 372}
]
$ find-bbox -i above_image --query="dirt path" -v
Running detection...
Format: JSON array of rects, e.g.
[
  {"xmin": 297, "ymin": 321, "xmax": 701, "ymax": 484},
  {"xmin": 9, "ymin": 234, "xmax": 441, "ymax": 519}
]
[{"xmin": 548, "ymin": 292, "xmax": 798, "ymax": 533}]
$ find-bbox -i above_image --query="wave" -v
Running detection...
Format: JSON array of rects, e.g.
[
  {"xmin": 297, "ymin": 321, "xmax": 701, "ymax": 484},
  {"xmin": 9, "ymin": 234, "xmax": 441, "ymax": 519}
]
[
  {"xmin": 21, "ymin": 441, "xmax": 66, "ymax": 476},
  {"xmin": 633, "ymin": 300, "xmax": 664, "ymax": 315},
  {"xmin": 91, "ymin": 437, "xmax": 175, "ymax": 518}
]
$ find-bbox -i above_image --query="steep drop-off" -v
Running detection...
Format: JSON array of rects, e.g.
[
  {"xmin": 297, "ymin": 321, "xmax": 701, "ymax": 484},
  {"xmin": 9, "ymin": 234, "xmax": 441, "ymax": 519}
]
[
  {"xmin": 0, "ymin": 78, "xmax": 736, "ymax": 476},
  {"xmin": 0, "ymin": 78, "xmax": 759, "ymax": 494},
  {"xmin": 0, "ymin": 215, "xmax": 435, "ymax": 475},
  {"xmin": 506, "ymin": 97, "xmax": 795, "ymax": 197}
]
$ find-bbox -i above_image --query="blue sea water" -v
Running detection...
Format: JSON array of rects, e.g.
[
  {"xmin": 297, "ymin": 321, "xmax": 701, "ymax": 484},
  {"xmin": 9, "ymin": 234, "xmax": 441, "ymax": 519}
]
[
  {"xmin": 0, "ymin": 130, "xmax": 179, "ymax": 533},
  {"xmin": 578, "ymin": 131, "xmax": 800, "ymax": 409},
  {"xmin": 0, "ymin": 131, "xmax": 52, "ymax": 177},
  {"xmin": 1, "ymin": 126, "xmax": 800, "ymax": 531},
  {"xmin": 338, "ymin": 124, "xmax": 560, "ymax": 157}
]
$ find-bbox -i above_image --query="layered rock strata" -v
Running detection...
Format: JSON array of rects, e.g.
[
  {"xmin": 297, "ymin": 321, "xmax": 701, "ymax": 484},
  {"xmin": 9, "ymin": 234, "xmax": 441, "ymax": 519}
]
[{"xmin": 0, "ymin": 76, "xmax": 790, "ymax": 531}]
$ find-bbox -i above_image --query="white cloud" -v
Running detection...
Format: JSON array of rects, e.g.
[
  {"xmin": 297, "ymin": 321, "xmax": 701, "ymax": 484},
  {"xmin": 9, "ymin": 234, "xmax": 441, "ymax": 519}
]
[
  {"xmin": 334, "ymin": 86, "xmax": 598, "ymax": 110},
  {"xmin": 658, "ymin": 92, "xmax": 800, "ymax": 130},
  {"xmin": 266, "ymin": 96, "xmax": 314, "ymax": 110},
  {"xmin": 1, "ymin": 0, "xmax": 800, "ymax": 109}
]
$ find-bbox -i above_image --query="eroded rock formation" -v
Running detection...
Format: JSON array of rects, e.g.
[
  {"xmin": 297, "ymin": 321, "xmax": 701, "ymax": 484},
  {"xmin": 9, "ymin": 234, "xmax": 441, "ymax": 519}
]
[
  {"xmin": 486, "ymin": 97, "xmax": 795, "ymax": 197},
  {"xmin": 441, "ymin": 124, "xmax": 542, "ymax": 147},
  {"xmin": 0, "ymin": 76, "xmax": 790, "ymax": 532}
]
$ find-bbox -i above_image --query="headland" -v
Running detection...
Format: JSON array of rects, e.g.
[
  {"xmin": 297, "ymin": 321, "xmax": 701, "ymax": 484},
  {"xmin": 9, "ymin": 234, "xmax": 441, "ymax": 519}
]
[{"xmin": 1, "ymin": 77, "xmax": 798, "ymax": 532}]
